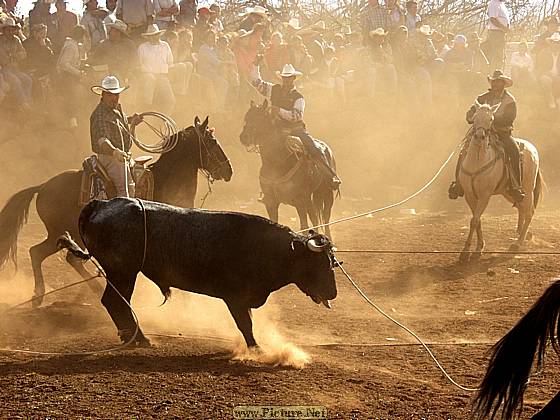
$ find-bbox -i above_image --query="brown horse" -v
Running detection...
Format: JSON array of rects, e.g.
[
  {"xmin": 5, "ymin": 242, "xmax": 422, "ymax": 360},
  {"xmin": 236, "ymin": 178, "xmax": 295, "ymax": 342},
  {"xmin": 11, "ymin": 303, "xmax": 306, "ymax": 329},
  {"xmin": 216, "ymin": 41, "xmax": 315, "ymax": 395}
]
[
  {"xmin": 0, "ymin": 116, "xmax": 232, "ymax": 306},
  {"xmin": 458, "ymin": 102, "xmax": 542, "ymax": 262},
  {"xmin": 239, "ymin": 100, "xmax": 336, "ymax": 237}
]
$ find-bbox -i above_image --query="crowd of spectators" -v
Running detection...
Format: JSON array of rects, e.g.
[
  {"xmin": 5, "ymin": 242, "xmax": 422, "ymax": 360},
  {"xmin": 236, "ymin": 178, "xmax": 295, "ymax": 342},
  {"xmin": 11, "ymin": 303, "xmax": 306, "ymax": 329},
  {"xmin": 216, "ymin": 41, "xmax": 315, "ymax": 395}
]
[{"xmin": 1, "ymin": 0, "xmax": 560, "ymax": 128}]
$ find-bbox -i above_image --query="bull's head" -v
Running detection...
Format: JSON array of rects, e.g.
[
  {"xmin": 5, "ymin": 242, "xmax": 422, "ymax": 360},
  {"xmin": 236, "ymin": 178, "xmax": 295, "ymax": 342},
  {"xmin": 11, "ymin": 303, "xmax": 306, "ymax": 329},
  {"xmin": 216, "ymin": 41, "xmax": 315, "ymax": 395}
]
[{"xmin": 291, "ymin": 230, "xmax": 338, "ymax": 309}]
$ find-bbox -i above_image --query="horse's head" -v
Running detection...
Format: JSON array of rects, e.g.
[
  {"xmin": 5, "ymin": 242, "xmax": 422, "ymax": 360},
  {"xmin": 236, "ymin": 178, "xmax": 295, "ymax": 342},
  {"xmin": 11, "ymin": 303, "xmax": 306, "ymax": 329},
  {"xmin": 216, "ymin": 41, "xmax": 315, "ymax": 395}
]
[
  {"xmin": 240, "ymin": 99, "xmax": 273, "ymax": 148},
  {"xmin": 193, "ymin": 116, "xmax": 233, "ymax": 182},
  {"xmin": 472, "ymin": 101, "xmax": 500, "ymax": 143}
]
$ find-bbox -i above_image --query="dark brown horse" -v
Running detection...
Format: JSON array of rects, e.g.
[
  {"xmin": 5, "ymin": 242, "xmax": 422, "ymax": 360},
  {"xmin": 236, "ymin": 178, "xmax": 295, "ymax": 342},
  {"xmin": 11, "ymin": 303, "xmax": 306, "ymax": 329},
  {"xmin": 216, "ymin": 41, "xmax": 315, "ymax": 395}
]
[
  {"xmin": 0, "ymin": 116, "xmax": 232, "ymax": 306},
  {"xmin": 239, "ymin": 100, "xmax": 336, "ymax": 237},
  {"xmin": 473, "ymin": 279, "xmax": 560, "ymax": 419}
]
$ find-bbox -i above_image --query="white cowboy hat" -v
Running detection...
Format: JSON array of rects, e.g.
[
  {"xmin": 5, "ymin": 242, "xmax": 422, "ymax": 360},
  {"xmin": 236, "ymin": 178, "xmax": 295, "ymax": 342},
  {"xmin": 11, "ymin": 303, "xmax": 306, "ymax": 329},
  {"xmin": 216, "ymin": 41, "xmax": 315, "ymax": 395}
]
[
  {"xmin": 105, "ymin": 19, "xmax": 128, "ymax": 35},
  {"xmin": 276, "ymin": 64, "xmax": 303, "ymax": 79},
  {"xmin": 312, "ymin": 20, "xmax": 326, "ymax": 31},
  {"xmin": 547, "ymin": 32, "xmax": 560, "ymax": 43},
  {"xmin": 91, "ymin": 75, "xmax": 129, "ymax": 95},
  {"xmin": 242, "ymin": 5, "xmax": 268, "ymax": 17},
  {"xmin": 287, "ymin": 17, "xmax": 301, "ymax": 30},
  {"xmin": 0, "ymin": 17, "xmax": 19, "ymax": 28},
  {"xmin": 418, "ymin": 24, "xmax": 433, "ymax": 36},
  {"xmin": 141, "ymin": 23, "xmax": 165, "ymax": 37}
]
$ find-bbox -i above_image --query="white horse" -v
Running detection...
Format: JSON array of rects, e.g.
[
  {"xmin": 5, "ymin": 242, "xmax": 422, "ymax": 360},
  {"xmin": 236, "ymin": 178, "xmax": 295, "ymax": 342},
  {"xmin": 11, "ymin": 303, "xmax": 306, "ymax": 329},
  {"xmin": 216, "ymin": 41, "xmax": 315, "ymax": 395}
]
[{"xmin": 457, "ymin": 102, "xmax": 542, "ymax": 262}]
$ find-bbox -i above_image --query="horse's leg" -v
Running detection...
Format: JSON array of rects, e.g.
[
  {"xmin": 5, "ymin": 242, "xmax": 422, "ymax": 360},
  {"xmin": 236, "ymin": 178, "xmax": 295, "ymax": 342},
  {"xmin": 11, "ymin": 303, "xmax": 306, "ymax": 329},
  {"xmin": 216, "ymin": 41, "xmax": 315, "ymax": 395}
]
[
  {"xmin": 471, "ymin": 196, "xmax": 491, "ymax": 261},
  {"xmin": 512, "ymin": 193, "xmax": 535, "ymax": 251},
  {"xmin": 264, "ymin": 200, "xmax": 279, "ymax": 223},
  {"xmin": 100, "ymin": 269, "xmax": 149, "ymax": 347},
  {"xmin": 296, "ymin": 203, "xmax": 309, "ymax": 231},
  {"xmin": 306, "ymin": 200, "xmax": 319, "ymax": 231},
  {"xmin": 65, "ymin": 252, "xmax": 104, "ymax": 301},
  {"xmin": 320, "ymin": 186, "xmax": 334, "ymax": 238},
  {"xmin": 29, "ymin": 236, "xmax": 59, "ymax": 307},
  {"xmin": 460, "ymin": 195, "xmax": 477, "ymax": 263}
]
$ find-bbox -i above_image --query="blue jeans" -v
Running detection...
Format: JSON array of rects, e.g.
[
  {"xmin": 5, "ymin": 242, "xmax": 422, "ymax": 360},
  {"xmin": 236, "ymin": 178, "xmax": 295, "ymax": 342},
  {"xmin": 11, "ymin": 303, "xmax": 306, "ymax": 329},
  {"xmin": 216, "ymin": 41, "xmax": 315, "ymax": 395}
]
[
  {"xmin": 3, "ymin": 68, "xmax": 32, "ymax": 105},
  {"xmin": 293, "ymin": 130, "xmax": 338, "ymax": 178}
]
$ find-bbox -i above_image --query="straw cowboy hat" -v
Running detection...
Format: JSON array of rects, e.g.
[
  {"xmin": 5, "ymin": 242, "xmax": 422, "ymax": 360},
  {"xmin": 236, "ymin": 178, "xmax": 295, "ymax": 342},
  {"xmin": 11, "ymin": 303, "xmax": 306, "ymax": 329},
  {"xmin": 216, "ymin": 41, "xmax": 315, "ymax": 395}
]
[
  {"xmin": 276, "ymin": 64, "xmax": 303, "ymax": 79},
  {"xmin": 242, "ymin": 5, "xmax": 268, "ymax": 17},
  {"xmin": 141, "ymin": 23, "xmax": 165, "ymax": 37},
  {"xmin": 547, "ymin": 32, "xmax": 560, "ymax": 43},
  {"xmin": 369, "ymin": 27, "xmax": 388, "ymax": 37},
  {"xmin": 105, "ymin": 19, "xmax": 128, "ymax": 35},
  {"xmin": 91, "ymin": 75, "xmax": 129, "ymax": 95},
  {"xmin": 487, "ymin": 69, "xmax": 513, "ymax": 88},
  {"xmin": 418, "ymin": 24, "xmax": 433, "ymax": 36}
]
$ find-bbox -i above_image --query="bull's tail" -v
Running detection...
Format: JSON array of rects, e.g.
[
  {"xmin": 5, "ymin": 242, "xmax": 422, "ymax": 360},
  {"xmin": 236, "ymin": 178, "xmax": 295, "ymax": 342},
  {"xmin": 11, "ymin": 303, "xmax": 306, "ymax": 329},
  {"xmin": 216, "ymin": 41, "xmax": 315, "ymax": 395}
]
[
  {"xmin": 473, "ymin": 279, "xmax": 560, "ymax": 419},
  {"xmin": 0, "ymin": 184, "xmax": 43, "ymax": 269},
  {"xmin": 56, "ymin": 232, "xmax": 91, "ymax": 261}
]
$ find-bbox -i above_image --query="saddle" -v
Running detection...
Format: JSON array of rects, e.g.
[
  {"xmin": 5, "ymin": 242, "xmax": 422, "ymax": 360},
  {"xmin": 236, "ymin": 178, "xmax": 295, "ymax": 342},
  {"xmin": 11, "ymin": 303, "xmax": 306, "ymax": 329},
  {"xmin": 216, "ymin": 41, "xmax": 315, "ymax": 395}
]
[{"xmin": 78, "ymin": 155, "xmax": 155, "ymax": 206}]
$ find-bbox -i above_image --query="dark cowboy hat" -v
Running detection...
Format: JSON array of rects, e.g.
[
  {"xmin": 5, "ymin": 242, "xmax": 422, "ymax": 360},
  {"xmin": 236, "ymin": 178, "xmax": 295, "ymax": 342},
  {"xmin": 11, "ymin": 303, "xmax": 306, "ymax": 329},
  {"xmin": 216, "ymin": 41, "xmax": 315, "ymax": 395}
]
[{"xmin": 487, "ymin": 70, "xmax": 513, "ymax": 87}]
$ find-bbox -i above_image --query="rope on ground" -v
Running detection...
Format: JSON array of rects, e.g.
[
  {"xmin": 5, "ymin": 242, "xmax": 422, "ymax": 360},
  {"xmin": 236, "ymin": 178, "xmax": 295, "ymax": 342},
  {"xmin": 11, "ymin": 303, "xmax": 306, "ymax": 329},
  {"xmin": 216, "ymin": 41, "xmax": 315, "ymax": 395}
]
[
  {"xmin": 0, "ymin": 260, "xmax": 141, "ymax": 356},
  {"xmin": 297, "ymin": 134, "xmax": 470, "ymax": 234},
  {"xmin": 336, "ymin": 249, "xmax": 560, "ymax": 255},
  {"xmin": 334, "ymin": 257, "xmax": 480, "ymax": 392}
]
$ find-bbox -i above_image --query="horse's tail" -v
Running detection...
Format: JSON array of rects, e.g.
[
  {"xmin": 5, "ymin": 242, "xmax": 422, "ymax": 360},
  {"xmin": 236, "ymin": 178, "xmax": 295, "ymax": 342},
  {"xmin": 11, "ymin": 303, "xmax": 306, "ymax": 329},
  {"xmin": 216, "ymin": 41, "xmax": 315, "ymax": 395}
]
[
  {"xmin": 533, "ymin": 170, "xmax": 544, "ymax": 208},
  {"xmin": 0, "ymin": 184, "xmax": 43, "ymax": 270},
  {"xmin": 473, "ymin": 279, "xmax": 560, "ymax": 420}
]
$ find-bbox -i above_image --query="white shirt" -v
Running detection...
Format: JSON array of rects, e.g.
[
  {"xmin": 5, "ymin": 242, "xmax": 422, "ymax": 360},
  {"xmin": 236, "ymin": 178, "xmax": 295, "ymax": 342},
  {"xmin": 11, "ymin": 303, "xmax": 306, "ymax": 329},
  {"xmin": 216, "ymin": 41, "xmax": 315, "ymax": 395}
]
[
  {"xmin": 487, "ymin": 0, "xmax": 510, "ymax": 31},
  {"xmin": 138, "ymin": 40, "xmax": 174, "ymax": 74},
  {"xmin": 153, "ymin": 0, "xmax": 178, "ymax": 22}
]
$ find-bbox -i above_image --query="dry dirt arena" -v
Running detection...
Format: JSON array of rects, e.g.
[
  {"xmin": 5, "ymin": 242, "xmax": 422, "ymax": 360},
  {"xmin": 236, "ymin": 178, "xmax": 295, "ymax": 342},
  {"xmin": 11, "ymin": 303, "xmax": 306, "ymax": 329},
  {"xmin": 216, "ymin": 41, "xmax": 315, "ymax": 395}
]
[{"xmin": 0, "ymin": 92, "xmax": 559, "ymax": 419}]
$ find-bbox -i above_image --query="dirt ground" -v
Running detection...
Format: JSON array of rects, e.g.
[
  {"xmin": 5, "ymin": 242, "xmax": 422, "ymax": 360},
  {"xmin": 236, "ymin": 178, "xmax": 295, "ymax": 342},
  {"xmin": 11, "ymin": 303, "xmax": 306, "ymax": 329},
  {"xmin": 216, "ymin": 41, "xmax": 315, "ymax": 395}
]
[{"xmin": 1, "ymin": 85, "xmax": 560, "ymax": 419}]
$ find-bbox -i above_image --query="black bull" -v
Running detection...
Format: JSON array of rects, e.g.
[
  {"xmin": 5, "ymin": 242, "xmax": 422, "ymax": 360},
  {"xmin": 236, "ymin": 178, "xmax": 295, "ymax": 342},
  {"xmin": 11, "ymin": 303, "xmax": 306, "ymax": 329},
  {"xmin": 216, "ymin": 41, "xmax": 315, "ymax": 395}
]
[{"xmin": 58, "ymin": 198, "xmax": 338, "ymax": 348}]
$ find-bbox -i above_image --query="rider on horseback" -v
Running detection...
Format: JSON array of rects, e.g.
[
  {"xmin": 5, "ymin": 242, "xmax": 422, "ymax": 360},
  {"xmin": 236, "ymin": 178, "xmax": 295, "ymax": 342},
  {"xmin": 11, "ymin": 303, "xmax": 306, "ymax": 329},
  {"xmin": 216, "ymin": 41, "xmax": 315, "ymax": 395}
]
[
  {"xmin": 249, "ymin": 56, "xmax": 341, "ymax": 187},
  {"xmin": 89, "ymin": 75, "xmax": 142, "ymax": 197},
  {"xmin": 449, "ymin": 69, "xmax": 525, "ymax": 204}
]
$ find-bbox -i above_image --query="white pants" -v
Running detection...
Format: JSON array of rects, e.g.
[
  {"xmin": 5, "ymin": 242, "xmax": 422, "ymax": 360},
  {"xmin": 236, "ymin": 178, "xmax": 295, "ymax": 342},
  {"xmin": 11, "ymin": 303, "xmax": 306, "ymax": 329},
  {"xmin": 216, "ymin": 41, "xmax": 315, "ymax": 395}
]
[
  {"xmin": 98, "ymin": 154, "xmax": 135, "ymax": 198},
  {"xmin": 141, "ymin": 73, "xmax": 175, "ymax": 114}
]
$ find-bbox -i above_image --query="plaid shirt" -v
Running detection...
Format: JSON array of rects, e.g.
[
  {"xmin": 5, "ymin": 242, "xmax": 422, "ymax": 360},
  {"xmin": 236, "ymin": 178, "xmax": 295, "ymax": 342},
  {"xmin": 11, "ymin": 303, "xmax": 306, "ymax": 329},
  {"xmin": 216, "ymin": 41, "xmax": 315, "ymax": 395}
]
[
  {"xmin": 360, "ymin": 4, "xmax": 388, "ymax": 34},
  {"xmin": 90, "ymin": 100, "xmax": 131, "ymax": 154}
]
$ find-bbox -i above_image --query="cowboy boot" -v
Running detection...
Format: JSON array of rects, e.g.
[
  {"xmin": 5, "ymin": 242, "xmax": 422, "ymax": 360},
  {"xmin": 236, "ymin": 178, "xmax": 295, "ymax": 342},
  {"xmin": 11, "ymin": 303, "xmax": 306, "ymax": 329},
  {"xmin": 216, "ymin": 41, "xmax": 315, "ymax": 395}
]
[
  {"xmin": 448, "ymin": 151, "xmax": 465, "ymax": 199},
  {"xmin": 508, "ymin": 155, "xmax": 525, "ymax": 204}
]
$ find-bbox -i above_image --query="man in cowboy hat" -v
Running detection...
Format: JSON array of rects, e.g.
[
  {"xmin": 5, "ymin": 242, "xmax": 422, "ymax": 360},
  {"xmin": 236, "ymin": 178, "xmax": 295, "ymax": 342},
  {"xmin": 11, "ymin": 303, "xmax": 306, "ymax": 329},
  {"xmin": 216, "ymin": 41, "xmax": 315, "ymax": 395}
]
[
  {"xmin": 81, "ymin": 0, "xmax": 109, "ymax": 49},
  {"xmin": 91, "ymin": 18, "xmax": 136, "ymax": 81},
  {"xmin": 250, "ymin": 59, "xmax": 341, "ymax": 186},
  {"xmin": 116, "ymin": 0, "xmax": 154, "ymax": 39},
  {"xmin": 536, "ymin": 32, "xmax": 560, "ymax": 109},
  {"xmin": 483, "ymin": 0, "xmax": 510, "ymax": 70},
  {"xmin": 137, "ymin": 23, "xmax": 176, "ymax": 113},
  {"xmin": 449, "ymin": 70, "xmax": 524, "ymax": 203},
  {"xmin": 90, "ymin": 75, "xmax": 143, "ymax": 197},
  {"xmin": 238, "ymin": 5, "xmax": 268, "ymax": 32}
]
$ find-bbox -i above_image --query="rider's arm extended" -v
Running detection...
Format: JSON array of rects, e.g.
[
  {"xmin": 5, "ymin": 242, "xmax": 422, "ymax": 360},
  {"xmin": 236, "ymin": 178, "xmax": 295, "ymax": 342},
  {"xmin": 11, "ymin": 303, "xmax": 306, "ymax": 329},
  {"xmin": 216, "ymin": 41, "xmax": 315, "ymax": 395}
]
[{"xmin": 249, "ymin": 64, "xmax": 273, "ymax": 99}]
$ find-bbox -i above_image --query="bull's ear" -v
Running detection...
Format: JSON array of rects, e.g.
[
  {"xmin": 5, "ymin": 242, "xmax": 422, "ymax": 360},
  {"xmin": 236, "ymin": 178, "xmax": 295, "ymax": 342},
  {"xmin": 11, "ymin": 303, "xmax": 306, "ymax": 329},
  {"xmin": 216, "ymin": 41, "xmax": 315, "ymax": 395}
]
[{"xmin": 202, "ymin": 116, "xmax": 209, "ymax": 131}]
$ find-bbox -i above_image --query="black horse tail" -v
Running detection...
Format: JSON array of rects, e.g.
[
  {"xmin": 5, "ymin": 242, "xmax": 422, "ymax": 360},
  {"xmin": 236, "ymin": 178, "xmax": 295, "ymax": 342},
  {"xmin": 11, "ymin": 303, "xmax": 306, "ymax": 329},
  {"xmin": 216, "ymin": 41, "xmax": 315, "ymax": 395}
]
[
  {"xmin": 473, "ymin": 279, "xmax": 560, "ymax": 420},
  {"xmin": 56, "ymin": 232, "xmax": 90, "ymax": 261},
  {"xmin": 0, "ymin": 184, "xmax": 43, "ymax": 269}
]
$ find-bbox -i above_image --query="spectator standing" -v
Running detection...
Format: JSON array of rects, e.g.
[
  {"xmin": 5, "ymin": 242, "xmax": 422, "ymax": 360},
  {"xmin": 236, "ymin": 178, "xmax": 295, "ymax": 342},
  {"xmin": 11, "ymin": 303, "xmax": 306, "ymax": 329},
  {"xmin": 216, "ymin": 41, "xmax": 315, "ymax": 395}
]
[
  {"xmin": 51, "ymin": 0, "xmax": 78, "ymax": 51},
  {"xmin": 367, "ymin": 27, "xmax": 397, "ymax": 98},
  {"xmin": 386, "ymin": 0, "xmax": 405, "ymax": 33},
  {"xmin": 360, "ymin": 0, "xmax": 388, "ymax": 42},
  {"xmin": 154, "ymin": 0, "xmax": 179, "ymax": 30},
  {"xmin": 57, "ymin": 25, "xmax": 87, "ymax": 126},
  {"xmin": 264, "ymin": 31, "xmax": 290, "ymax": 79},
  {"xmin": 411, "ymin": 24, "xmax": 437, "ymax": 105},
  {"xmin": 404, "ymin": 0, "xmax": 421, "ymax": 35},
  {"xmin": 137, "ymin": 23, "xmax": 175, "ymax": 113},
  {"xmin": 483, "ymin": 0, "xmax": 510, "ymax": 70},
  {"xmin": 468, "ymin": 32, "xmax": 489, "ymax": 74},
  {"xmin": 81, "ymin": 0, "xmax": 109, "ymax": 50},
  {"xmin": 178, "ymin": 0, "xmax": 196, "ymax": 27},
  {"xmin": 534, "ymin": 17, "xmax": 560, "ymax": 56},
  {"xmin": 216, "ymin": 35, "xmax": 238, "ymax": 105},
  {"xmin": 536, "ymin": 32, "xmax": 560, "ymax": 109},
  {"xmin": 0, "ymin": 17, "xmax": 32, "ymax": 111},
  {"xmin": 287, "ymin": 34, "xmax": 313, "ymax": 78},
  {"xmin": 192, "ymin": 6, "xmax": 214, "ymax": 49},
  {"xmin": 209, "ymin": 4, "xmax": 223, "ymax": 33},
  {"xmin": 162, "ymin": 30, "xmax": 190, "ymax": 96},
  {"xmin": 510, "ymin": 41, "xmax": 534, "ymax": 86},
  {"xmin": 116, "ymin": 0, "xmax": 154, "ymax": 39},
  {"xmin": 29, "ymin": 0, "xmax": 55, "ymax": 33}
]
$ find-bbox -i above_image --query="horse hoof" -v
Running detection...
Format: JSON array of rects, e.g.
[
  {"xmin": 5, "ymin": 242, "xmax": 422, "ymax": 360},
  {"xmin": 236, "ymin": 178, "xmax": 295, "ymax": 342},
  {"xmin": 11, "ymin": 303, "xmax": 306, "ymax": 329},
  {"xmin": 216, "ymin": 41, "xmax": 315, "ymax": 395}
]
[
  {"xmin": 526, "ymin": 232, "xmax": 533, "ymax": 241},
  {"xmin": 471, "ymin": 252, "xmax": 482, "ymax": 262},
  {"xmin": 509, "ymin": 243, "xmax": 521, "ymax": 253},
  {"xmin": 31, "ymin": 295, "xmax": 43, "ymax": 308},
  {"xmin": 459, "ymin": 252, "xmax": 470, "ymax": 263}
]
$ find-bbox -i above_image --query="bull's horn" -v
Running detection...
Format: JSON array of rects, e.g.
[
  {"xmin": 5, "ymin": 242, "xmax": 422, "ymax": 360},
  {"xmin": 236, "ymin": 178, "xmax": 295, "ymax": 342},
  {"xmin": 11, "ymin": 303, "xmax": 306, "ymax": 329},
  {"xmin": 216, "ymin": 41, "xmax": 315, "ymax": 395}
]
[
  {"xmin": 322, "ymin": 300, "xmax": 331, "ymax": 309},
  {"xmin": 307, "ymin": 238, "xmax": 328, "ymax": 253}
]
